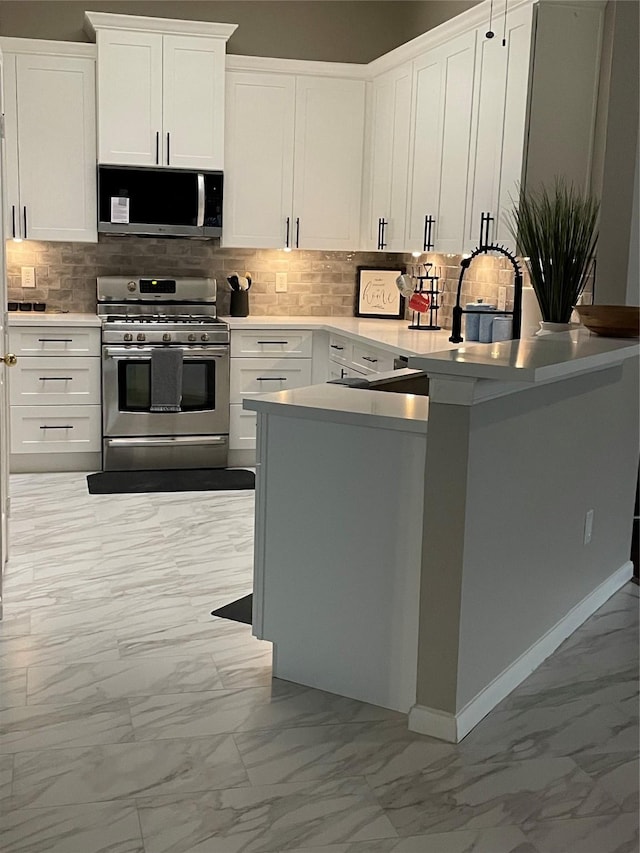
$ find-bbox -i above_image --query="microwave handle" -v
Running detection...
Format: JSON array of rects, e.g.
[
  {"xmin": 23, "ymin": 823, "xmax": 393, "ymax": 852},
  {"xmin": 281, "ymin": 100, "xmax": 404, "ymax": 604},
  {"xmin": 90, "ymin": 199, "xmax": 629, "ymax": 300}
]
[{"xmin": 196, "ymin": 174, "xmax": 205, "ymax": 227}]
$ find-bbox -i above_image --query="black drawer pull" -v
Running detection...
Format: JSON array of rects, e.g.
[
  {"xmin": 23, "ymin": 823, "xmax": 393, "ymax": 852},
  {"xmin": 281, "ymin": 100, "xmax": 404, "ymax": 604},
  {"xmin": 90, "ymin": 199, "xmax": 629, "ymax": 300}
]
[
  {"xmin": 256, "ymin": 377, "xmax": 288, "ymax": 381},
  {"xmin": 361, "ymin": 356, "xmax": 378, "ymax": 363},
  {"xmin": 330, "ymin": 345, "xmax": 344, "ymax": 350},
  {"xmin": 256, "ymin": 341, "xmax": 289, "ymax": 345},
  {"xmin": 39, "ymin": 425, "xmax": 74, "ymax": 430},
  {"xmin": 39, "ymin": 377, "xmax": 73, "ymax": 381},
  {"xmin": 37, "ymin": 338, "xmax": 73, "ymax": 343}
]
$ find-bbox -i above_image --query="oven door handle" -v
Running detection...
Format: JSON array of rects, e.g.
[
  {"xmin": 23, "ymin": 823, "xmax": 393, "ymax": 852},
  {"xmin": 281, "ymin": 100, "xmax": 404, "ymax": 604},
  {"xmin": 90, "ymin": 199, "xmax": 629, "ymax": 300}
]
[
  {"xmin": 103, "ymin": 346, "xmax": 228, "ymax": 360},
  {"xmin": 106, "ymin": 436, "xmax": 227, "ymax": 448}
]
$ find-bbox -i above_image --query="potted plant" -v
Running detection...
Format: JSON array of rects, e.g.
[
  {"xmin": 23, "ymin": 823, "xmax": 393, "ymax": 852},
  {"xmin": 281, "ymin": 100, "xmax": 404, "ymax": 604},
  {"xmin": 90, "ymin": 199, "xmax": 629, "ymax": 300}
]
[{"xmin": 508, "ymin": 180, "xmax": 599, "ymax": 330}]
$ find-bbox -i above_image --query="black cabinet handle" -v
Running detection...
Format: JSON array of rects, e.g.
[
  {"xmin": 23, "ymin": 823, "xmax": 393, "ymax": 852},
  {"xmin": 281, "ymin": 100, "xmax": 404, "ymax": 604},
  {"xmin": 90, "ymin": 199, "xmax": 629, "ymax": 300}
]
[
  {"xmin": 295, "ymin": 217, "xmax": 300, "ymax": 248},
  {"xmin": 155, "ymin": 131, "xmax": 160, "ymax": 165},
  {"xmin": 423, "ymin": 215, "xmax": 435, "ymax": 251},
  {"xmin": 11, "ymin": 205, "xmax": 16, "ymax": 239},
  {"xmin": 39, "ymin": 425, "xmax": 74, "ymax": 430},
  {"xmin": 256, "ymin": 377, "xmax": 288, "ymax": 381},
  {"xmin": 479, "ymin": 211, "xmax": 494, "ymax": 247},
  {"xmin": 23, "ymin": 206, "xmax": 27, "ymax": 239},
  {"xmin": 377, "ymin": 218, "xmax": 382, "ymax": 250},
  {"xmin": 361, "ymin": 356, "xmax": 378, "ymax": 363},
  {"xmin": 379, "ymin": 218, "xmax": 388, "ymax": 250},
  {"xmin": 38, "ymin": 338, "xmax": 73, "ymax": 342},
  {"xmin": 285, "ymin": 216, "xmax": 290, "ymax": 249},
  {"xmin": 167, "ymin": 132, "xmax": 170, "ymax": 165},
  {"xmin": 257, "ymin": 341, "xmax": 289, "ymax": 345},
  {"xmin": 39, "ymin": 377, "xmax": 73, "ymax": 381},
  {"xmin": 330, "ymin": 345, "xmax": 344, "ymax": 350}
]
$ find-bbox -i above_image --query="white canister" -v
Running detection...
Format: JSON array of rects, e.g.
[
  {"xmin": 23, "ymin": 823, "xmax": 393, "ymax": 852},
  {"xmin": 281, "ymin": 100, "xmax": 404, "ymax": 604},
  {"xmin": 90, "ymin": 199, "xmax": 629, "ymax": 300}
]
[
  {"xmin": 491, "ymin": 315, "xmax": 513, "ymax": 342},
  {"xmin": 521, "ymin": 287, "xmax": 543, "ymax": 338}
]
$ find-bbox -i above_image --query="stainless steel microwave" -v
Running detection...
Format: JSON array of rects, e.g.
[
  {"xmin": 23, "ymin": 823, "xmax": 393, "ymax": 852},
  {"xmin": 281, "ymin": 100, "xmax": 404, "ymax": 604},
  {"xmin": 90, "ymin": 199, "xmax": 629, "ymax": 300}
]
[{"xmin": 98, "ymin": 165, "xmax": 223, "ymax": 238}]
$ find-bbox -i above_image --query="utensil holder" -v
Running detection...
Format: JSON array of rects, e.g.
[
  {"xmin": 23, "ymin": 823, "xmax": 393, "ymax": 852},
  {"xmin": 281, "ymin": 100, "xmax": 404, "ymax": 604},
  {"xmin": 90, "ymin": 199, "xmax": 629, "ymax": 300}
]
[{"xmin": 230, "ymin": 289, "xmax": 249, "ymax": 318}]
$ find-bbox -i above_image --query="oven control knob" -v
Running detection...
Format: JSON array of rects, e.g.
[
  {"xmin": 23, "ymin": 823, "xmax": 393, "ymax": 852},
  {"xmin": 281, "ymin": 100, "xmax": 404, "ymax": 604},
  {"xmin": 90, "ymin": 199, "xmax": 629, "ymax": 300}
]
[
  {"xmin": 123, "ymin": 333, "xmax": 133, "ymax": 342},
  {"xmin": 137, "ymin": 333, "xmax": 146, "ymax": 342},
  {"xmin": 188, "ymin": 333, "xmax": 196, "ymax": 342},
  {"xmin": 163, "ymin": 333, "xmax": 171, "ymax": 342},
  {"xmin": 127, "ymin": 281, "xmax": 137, "ymax": 292},
  {"xmin": 201, "ymin": 333, "xmax": 209, "ymax": 342}
]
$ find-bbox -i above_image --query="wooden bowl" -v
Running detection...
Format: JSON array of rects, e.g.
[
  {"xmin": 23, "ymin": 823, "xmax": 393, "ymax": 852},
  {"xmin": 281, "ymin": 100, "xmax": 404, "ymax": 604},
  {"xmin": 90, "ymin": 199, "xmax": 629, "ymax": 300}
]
[{"xmin": 575, "ymin": 305, "xmax": 640, "ymax": 338}]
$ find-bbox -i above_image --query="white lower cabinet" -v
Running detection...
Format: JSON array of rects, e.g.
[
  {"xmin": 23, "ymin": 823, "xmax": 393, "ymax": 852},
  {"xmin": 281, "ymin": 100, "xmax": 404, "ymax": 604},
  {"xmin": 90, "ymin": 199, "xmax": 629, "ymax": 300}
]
[
  {"xmin": 329, "ymin": 336, "xmax": 396, "ymax": 379},
  {"xmin": 8, "ymin": 324, "xmax": 101, "ymax": 472},
  {"xmin": 229, "ymin": 329, "xmax": 314, "ymax": 455}
]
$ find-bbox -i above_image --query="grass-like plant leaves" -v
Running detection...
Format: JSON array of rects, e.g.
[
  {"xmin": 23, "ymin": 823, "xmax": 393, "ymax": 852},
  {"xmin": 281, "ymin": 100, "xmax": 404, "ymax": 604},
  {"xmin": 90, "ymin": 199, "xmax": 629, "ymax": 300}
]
[{"xmin": 508, "ymin": 181, "xmax": 599, "ymax": 323}]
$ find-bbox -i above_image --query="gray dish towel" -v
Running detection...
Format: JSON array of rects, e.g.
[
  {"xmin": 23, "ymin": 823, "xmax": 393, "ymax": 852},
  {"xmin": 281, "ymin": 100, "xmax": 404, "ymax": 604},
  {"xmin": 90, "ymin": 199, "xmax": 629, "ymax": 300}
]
[{"xmin": 150, "ymin": 347, "xmax": 183, "ymax": 412}]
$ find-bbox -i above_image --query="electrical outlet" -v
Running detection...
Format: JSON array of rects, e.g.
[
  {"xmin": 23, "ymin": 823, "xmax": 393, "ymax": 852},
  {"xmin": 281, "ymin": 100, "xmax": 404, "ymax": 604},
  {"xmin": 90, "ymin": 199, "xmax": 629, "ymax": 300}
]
[
  {"xmin": 497, "ymin": 286, "xmax": 507, "ymax": 311},
  {"xmin": 275, "ymin": 272, "xmax": 288, "ymax": 293},
  {"xmin": 21, "ymin": 266, "xmax": 36, "ymax": 288},
  {"xmin": 584, "ymin": 509, "xmax": 594, "ymax": 545}
]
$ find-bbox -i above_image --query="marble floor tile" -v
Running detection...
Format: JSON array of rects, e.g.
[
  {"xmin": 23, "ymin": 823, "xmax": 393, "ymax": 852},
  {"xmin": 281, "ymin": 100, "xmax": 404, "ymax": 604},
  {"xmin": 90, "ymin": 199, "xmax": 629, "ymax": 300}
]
[
  {"xmin": 26, "ymin": 655, "xmax": 223, "ymax": 705},
  {"xmin": 276, "ymin": 826, "xmax": 538, "ymax": 852},
  {"xmin": 0, "ymin": 753, "xmax": 13, "ymax": 802},
  {"xmin": 572, "ymin": 751, "xmax": 639, "ymax": 812},
  {"xmin": 11, "ymin": 735, "xmax": 249, "ymax": 808},
  {"xmin": 129, "ymin": 680, "xmax": 400, "ymax": 741},
  {"xmin": 0, "ymin": 575, "xmax": 112, "ymax": 610},
  {"xmin": 523, "ymin": 812, "xmax": 639, "ymax": 853},
  {"xmin": 233, "ymin": 720, "xmax": 455, "ymax": 787},
  {"xmin": 0, "ymin": 631, "xmax": 121, "ymax": 668},
  {"xmin": 137, "ymin": 777, "xmax": 398, "ymax": 853},
  {"xmin": 368, "ymin": 757, "xmax": 620, "ymax": 836},
  {"xmin": 0, "ymin": 698, "xmax": 134, "ymax": 753},
  {"xmin": 0, "ymin": 668, "xmax": 27, "ymax": 709},
  {"xmin": 0, "ymin": 801, "xmax": 145, "ymax": 853},
  {"xmin": 0, "ymin": 612, "xmax": 31, "ymax": 638}
]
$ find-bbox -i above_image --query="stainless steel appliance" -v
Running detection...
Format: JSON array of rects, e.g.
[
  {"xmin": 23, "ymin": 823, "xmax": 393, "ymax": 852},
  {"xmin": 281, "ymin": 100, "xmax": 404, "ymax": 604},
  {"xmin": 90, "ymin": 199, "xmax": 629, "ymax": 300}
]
[
  {"xmin": 98, "ymin": 166, "xmax": 223, "ymax": 238},
  {"xmin": 98, "ymin": 276, "xmax": 230, "ymax": 471}
]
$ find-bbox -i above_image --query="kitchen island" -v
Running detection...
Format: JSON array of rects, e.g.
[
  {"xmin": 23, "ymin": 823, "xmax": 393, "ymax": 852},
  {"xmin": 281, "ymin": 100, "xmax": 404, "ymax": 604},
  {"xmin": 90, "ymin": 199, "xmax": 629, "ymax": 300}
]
[{"xmin": 245, "ymin": 331, "xmax": 640, "ymax": 741}]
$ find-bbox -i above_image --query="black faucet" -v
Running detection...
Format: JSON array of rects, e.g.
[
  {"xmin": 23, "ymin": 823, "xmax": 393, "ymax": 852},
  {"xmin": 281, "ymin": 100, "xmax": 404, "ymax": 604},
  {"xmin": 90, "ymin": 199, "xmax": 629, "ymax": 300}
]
[{"xmin": 449, "ymin": 243, "xmax": 523, "ymax": 344}]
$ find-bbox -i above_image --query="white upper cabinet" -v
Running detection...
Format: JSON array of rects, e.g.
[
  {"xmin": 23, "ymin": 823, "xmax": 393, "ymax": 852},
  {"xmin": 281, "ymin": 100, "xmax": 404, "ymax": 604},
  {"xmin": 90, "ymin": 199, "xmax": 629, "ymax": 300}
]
[
  {"xmin": 223, "ymin": 66, "xmax": 365, "ymax": 251},
  {"xmin": 364, "ymin": 64, "xmax": 412, "ymax": 252},
  {"xmin": 86, "ymin": 13, "xmax": 237, "ymax": 170},
  {"xmin": 95, "ymin": 30, "xmax": 163, "ymax": 167},
  {"xmin": 405, "ymin": 30, "xmax": 477, "ymax": 254},
  {"xmin": 223, "ymin": 71, "xmax": 295, "ymax": 248},
  {"xmin": 2, "ymin": 44, "xmax": 97, "ymax": 242},
  {"xmin": 463, "ymin": 2, "xmax": 534, "ymax": 250}
]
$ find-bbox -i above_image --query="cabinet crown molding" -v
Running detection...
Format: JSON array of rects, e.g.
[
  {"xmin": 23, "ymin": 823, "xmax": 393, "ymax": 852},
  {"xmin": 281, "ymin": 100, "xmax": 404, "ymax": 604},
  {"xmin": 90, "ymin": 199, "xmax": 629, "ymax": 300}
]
[
  {"xmin": 84, "ymin": 11, "xmax": 238, "ymax": 41},
  {"xmin": 226, "ymin": 54, "xmax": 367, "ymax": 79},
  {"xmin": 0, "ymin": 37, "xmax": 96, "ymax": 58}
]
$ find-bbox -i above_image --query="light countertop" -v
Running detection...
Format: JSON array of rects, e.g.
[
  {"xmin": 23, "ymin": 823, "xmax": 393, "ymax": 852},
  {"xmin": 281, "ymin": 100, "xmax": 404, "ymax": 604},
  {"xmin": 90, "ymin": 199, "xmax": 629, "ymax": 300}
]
[
  {"xmin": 243, "ymin": 383, "xmax": 429, "ymax": 434},
  {"xmin": 409, "ymin": 330, "xmax": 640, "ymax": 383},
  {"xmin": 8, "ymin": 312, "xmax": 102, "ymax": 327},
  {"xmin": 223, "ymin": 315, "xmax": 457, "ymax": 357}
]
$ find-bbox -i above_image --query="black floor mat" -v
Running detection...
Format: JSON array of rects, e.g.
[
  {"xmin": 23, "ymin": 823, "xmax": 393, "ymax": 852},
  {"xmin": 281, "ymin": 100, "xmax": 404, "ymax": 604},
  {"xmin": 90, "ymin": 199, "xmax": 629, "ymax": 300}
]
[
  {"xmin": 211, "ymin": 594, "xmax": 253, "ymax": 625},
  {"xmin": 87, "ymin": 468, "xmax": 255, "ymax": 494}
]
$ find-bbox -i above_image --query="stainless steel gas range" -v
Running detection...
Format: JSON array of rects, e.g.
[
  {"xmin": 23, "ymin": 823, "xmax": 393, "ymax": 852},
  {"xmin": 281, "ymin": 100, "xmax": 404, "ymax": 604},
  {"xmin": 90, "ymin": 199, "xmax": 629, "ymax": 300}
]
[{"xmin": 97, "ymin": 276, "xmax": 230, "ymax": 471}]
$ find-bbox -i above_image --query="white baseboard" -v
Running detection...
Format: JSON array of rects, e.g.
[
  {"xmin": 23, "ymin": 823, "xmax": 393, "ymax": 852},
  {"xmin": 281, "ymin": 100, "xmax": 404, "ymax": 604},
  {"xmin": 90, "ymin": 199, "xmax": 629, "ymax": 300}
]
[{"xmin": 409, "ymin": 562, "xmax": 633, "ymax": 743}]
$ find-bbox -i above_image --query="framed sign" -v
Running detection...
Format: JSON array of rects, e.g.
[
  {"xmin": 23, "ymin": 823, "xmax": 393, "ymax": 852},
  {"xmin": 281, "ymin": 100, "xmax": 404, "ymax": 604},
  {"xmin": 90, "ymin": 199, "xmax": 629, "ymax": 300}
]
[{"xmin": 355, "ymin": 267, "xmax": 406, "ymax": 319}]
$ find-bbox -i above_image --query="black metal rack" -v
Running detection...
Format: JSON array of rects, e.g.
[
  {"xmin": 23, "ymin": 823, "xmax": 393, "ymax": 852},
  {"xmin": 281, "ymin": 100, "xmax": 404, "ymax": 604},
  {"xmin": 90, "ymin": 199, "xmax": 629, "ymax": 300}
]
[{"xmin": 408, "ymin": 263, "xmax": 441, "ymax": 331}]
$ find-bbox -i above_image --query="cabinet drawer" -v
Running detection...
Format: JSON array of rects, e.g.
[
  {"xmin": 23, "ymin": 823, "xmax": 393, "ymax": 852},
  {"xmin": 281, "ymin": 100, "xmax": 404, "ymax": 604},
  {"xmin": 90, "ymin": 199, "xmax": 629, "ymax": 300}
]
[
  {"xmin": 230, "ymin": 358, "xmax": 312, "ymax": 400},
  {"xmin": 11, "ymin": 405, "xmax": 101, "ymax": 454},
  {"xmin": 231, "ymin": 330, "xmax": 313, "ymax": 358},
  {"xmin": 351, "ymin": 342, "xmax": 395, "ymax": 374},
  {"xmin": 328, "ymin": 334, "xmax": 352, "ymax": 365},
  {"xmin": 229, "ymin": 403, "xmax": 257, "ymax": 450},
  {"xmin": 10, "ymin": 357, "xmax": 100, "ymax": 406},
  {"xmin": 9, "ymin": 327, "xmax": 101, "ymax": 357}
]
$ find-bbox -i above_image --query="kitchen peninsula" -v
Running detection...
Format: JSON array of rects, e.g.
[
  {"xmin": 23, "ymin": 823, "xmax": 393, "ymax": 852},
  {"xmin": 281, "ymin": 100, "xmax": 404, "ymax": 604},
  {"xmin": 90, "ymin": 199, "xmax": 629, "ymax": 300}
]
[{"xmin": 245, "ymin": 331, "xmax": 640, "ymax": 742}]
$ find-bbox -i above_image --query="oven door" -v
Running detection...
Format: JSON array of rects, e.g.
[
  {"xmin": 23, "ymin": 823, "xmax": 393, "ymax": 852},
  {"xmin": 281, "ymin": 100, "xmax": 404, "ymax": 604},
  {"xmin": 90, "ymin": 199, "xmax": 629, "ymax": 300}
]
[{"xmin": 102, "ymin": 345, "xmax": 229, "ymax": 438}]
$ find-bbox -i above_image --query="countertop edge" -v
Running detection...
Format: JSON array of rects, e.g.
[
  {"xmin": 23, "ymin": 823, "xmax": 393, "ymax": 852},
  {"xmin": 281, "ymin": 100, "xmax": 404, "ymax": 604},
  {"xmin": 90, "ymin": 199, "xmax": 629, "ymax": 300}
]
[{"xmin": 8, "ymin": 313, "xmax": 102, "ymax": 328}]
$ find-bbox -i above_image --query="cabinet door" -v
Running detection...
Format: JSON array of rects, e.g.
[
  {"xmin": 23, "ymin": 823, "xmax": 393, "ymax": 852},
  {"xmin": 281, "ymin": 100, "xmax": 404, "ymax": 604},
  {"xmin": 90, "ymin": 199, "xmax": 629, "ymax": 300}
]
[
  {"xmin": 97, "ymin": 30, "xmax": 163, "ymax": 166},
  {"xmin": 2, "ymin": 53, "xmax": 21, "ymax": 240},
  {"xmin": 406, "ymin": 30, "xmax": 476, "ymax": 254},
  {"xmin": 464, "ymin": 4, "xmax": 533, "ymax": 250},
  {"xmin": 223, "ymin": 71, "xmax": 295, "ymax": 248},
  {"xmin": 15, "ymin": 54, "xmax": 97, "ymax": 242},
  {"xmin": 162, "ymin": 35, "xmax": 225, "ymax": 170},
  {"xmin": 292, "ymin": 76, "xmax": 365, "ymax": 251},
  {"xmin": 365, "ymin": 65, "xmax": 413, "ymax": 252}
]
